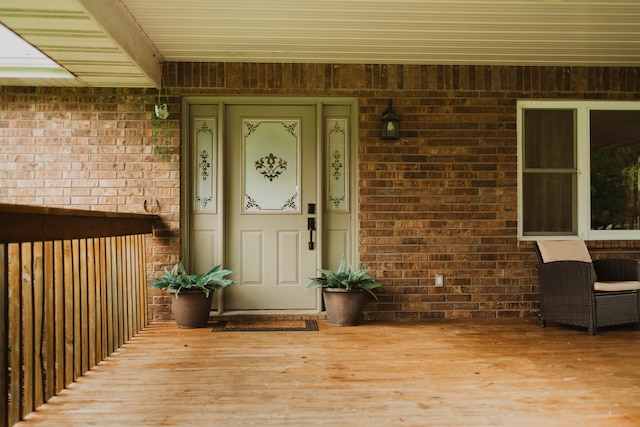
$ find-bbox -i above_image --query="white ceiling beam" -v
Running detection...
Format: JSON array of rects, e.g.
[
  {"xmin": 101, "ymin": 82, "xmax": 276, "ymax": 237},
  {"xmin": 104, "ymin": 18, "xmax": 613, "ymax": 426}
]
[{"xmin": 77, "ymin": 0, "xmax": 163, "ymax": 87}]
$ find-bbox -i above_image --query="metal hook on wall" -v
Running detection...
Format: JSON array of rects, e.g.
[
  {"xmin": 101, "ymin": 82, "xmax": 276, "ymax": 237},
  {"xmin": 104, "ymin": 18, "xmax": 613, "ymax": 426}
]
[{"xmin": 143, "ymin": 198, "xmax": 160, "ymax": 214}]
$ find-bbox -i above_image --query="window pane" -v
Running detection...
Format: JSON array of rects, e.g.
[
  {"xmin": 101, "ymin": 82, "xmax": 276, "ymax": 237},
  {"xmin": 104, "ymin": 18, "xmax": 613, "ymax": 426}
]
[
  {"xmin": 590, "ymin": 110, "xmax": 640, "ymax": 230},
  {"xmin": 524, "ymin": 110, "xmax": 575, "ymax": 169},
  {"xmin": 523, "ymin": 173, "xmax": 575, "ymax": 234}
]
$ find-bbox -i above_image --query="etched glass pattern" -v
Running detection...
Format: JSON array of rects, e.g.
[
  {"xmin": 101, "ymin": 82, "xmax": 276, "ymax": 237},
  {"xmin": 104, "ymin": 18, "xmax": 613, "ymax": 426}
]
[{"xmin": 243, "ymin": 120, "xmax": 300, "ymax": 213}]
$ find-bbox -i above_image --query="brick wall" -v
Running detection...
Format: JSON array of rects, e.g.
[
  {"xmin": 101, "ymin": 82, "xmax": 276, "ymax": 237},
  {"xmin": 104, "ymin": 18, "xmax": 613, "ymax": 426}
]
[
  {"xmin": 2, "ymin": 64, "xmax": 640, "ymax": 321},
  {"xmin": 0, "ymin": 86, "xmax": 182, "ymax": 321}
]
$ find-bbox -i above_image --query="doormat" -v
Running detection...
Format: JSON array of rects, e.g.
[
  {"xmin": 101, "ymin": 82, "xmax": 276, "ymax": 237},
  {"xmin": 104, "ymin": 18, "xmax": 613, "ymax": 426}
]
[{"xmin": 212, "ymin": 319, "xmax": 319, "ymax": 332}]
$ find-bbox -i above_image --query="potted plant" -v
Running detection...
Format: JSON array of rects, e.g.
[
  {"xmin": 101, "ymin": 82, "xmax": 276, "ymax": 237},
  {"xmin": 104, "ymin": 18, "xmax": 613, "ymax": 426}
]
[
  {"xmin": 307, "ymin": 257, "xmax": 382, "ymax": 326},
  {"xmin": 152, "ymin": 262, "xmax": 233, "ymax": 328}
]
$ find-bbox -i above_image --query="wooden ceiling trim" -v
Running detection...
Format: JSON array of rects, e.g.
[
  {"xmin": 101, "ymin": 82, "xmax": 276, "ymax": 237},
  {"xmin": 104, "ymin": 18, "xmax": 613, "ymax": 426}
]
[{"xmin": 77, "ymin": 0, "xmax": 163, "ymax": 87}]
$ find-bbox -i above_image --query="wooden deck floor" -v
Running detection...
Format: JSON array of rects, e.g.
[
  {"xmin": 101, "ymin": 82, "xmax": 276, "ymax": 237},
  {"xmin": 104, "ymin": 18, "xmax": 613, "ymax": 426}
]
[{"xmin": 15, "ymin": 319, "xmax": 640, "ymax": 427}]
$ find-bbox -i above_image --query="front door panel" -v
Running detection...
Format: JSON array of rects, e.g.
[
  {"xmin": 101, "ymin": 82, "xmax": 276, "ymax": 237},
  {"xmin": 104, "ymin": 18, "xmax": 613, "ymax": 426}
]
[{"xmin": 225, "ymin": 105, "xmax": 317, "ymax": 310}]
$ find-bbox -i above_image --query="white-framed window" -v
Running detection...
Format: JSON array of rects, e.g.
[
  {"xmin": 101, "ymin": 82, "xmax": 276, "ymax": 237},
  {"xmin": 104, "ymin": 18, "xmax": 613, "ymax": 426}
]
[{"xmin": 518, "ymin": 100, "xmax": 640, "ymax": 241}]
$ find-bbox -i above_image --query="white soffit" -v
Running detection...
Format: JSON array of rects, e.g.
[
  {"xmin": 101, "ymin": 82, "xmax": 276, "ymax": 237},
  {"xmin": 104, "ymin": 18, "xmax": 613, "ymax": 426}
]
[
  {"xmin": 123, "ymin": 0, "xmax": 640, "ymax": 66},
  {"xmin": 0, "ymin": 23, "xmax": 75, "ymax": 80},
  {"xmin": 0, "ymin": 0, "xmax": 161, "ymax": 88},
  {"xmin": 0, "ymin": 0, "xmax": 638, "ymax": 88}
]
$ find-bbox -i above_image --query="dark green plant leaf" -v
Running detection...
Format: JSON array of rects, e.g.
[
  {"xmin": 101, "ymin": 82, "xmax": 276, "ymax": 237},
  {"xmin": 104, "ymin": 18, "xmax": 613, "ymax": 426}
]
[
  {"xmin": 151, "ymin": 262, "xmax": 234, "ymax": 298},
  {"xmin": 307, "ymin": 256, "xmax": 382, "ymax": 300}
]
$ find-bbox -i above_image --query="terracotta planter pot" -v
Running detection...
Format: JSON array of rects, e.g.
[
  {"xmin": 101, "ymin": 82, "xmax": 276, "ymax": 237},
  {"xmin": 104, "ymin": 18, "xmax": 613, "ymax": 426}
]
[
  {"xmin": 170, "ymin": 289, "xmax": 214, "ymax": 328},
  {"xmin": 322, "ymin": 288, "xmax": 365, "ymax": 326}
]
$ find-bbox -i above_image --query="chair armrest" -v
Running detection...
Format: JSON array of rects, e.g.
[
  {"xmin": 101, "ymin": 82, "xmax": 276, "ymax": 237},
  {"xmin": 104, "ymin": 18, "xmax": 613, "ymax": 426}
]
[
  {"xmin": 593, "ymin": 259, "xmax": 640, "ymax": 281},
  {"xmin": 538, "ymin": 261, "xmax": 594, "ymax": 296}
]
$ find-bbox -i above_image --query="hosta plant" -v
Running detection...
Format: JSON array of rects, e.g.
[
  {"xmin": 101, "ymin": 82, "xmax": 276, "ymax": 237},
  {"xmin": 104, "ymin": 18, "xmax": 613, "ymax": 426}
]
[
  {"xmin": 307, "ymin": 257, "xmax": 382, "ymax": 300},
  {"xmin": 152, "ymin": 262, "xmax": 233, "ymax": 298}
]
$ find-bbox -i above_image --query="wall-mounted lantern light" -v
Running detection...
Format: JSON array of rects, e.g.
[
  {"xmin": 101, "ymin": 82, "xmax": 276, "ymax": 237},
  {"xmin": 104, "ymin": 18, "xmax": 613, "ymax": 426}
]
[{"xmin": 380, "ymin": 100, "xmax": 400, "ymax": 140}]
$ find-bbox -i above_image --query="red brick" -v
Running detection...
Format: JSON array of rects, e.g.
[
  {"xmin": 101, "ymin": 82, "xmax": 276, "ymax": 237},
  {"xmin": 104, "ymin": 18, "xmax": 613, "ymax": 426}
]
[{"xmin": 2, "ymin": 64, "xmax": 640, "ymax": 321}]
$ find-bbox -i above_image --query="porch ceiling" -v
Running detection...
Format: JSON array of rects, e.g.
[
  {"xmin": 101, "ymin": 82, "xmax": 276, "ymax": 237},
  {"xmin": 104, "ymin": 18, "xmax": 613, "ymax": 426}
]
[{"xmin": 0, "ymin": 0, "xmax": 639, "ymax": 88}]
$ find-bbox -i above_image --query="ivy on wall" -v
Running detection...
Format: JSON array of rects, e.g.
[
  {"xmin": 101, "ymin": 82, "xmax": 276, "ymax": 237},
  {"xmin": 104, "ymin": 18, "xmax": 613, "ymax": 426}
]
[{"xmin": 153, "ymin": 102, "xmax": 172, "ymax": 161}]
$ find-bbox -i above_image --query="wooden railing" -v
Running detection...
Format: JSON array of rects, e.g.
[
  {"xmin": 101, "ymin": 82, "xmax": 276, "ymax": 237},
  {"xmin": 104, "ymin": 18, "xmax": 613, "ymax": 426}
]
[{"xmin": 0, "ymin": 204, "xmax": 157, "ymax": 427}]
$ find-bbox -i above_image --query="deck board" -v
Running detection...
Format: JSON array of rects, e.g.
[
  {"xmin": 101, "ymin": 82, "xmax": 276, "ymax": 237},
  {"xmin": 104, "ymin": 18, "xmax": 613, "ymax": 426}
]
[{"xmin": 15, "ymin": 319, "xmax": 640, "ymax": 426}]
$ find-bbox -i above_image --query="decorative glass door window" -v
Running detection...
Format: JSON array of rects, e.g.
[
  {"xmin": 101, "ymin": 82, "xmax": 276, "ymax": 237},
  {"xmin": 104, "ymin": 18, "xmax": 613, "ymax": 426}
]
[
  {"xmin": 243, "ymin": 119, "xmax": 300, "ymax": 213},
  {"xmin": 326, "ymin": 118, "xmax": 349, "ymax": 212},
  {"xmin": 194, "ymin": 118, "xmax": 216, "ymax": 212}
]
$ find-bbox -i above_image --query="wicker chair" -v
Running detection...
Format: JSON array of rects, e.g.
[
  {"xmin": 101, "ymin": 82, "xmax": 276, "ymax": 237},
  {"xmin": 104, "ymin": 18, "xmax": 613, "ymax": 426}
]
[{"xmin": 534, "ymin": 240, "xmax": 640, "ymax": 336}]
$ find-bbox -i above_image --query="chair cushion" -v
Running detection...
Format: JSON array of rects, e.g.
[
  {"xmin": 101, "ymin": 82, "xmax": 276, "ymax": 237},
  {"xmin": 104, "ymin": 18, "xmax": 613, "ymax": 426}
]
[
  {"xmin": 536, "ymin": 240, "xmax": 593, "ymax": 263},
  {"xmin": 594, "ymin": 281, "xmax": 640, "ymax": 292}
]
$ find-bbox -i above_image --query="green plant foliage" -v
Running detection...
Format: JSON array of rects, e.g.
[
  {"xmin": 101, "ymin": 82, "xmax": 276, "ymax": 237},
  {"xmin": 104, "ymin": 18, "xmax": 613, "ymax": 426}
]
[
  {"xmin": 151, "ymin": 262, "xmax": 233, "ymax": 298},
  {"xmin": 591, "ymin": 146, "xmax": 640, "ymax": 229},
  {"xmin": 307, "ymin": 257, "xmax": 382, "ymax": 300},
  {"xmin": 153, "ymin": 102, "xmax": 173, "ymax": 161}
]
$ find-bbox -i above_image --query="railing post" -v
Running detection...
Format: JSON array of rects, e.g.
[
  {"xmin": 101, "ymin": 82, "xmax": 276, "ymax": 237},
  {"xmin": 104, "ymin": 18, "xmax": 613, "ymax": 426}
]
[
  {"xmin": 1, "ymin": 244, "xmax": 7, "ymax": 427},
  {"xmin": 0, "ymin": 204, "xmax": 157, "ymax": 426}
]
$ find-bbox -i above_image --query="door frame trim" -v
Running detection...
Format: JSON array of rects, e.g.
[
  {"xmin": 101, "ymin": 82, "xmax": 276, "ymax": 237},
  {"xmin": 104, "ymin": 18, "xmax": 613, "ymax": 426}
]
[{"xmin": 181, "ymin": 96, "xmax": 359, "ymax": 314}]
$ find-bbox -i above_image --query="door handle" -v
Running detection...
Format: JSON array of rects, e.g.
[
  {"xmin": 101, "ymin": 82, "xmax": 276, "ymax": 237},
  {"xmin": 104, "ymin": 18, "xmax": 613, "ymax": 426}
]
[{"xmin": 307, "ymin": 218, "xmax": 316, "ymax": 250}]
